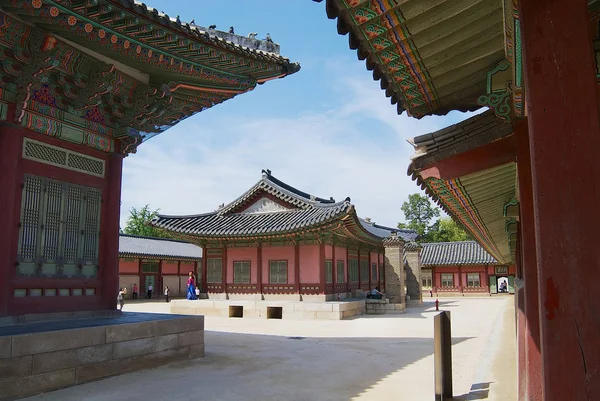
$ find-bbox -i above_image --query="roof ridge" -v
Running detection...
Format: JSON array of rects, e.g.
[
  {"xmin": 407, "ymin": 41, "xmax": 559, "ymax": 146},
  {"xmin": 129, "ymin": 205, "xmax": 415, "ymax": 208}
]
[{"xmin": 422, "ymin": 240, "xmax": 480, "ymax": 245}]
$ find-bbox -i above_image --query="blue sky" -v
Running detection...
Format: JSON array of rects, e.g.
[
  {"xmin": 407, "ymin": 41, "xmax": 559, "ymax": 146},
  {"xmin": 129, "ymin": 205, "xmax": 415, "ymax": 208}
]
[{"xmin": 120, "ymin": 1, "xmax": 478, "ymax": 228}]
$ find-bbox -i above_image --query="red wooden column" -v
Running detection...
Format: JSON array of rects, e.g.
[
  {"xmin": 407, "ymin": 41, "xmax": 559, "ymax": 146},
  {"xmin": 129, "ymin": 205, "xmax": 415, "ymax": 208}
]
[
  {"xmin": 256, "ymin": 242, "xmax": 262, "ymax": 295},
  {"xmin": 201, "ymin": 252, "xmax": 207, "ymax": 293},
  {"xmin": 222, "ymin": 244, "xmax": 228, "ymax": 296},
  {"xmin": 519, "ymin": 0, "xmax": 600, "ymax": 398},
  {"xmin": 294, "ymin": 241, "xmax": 300, "ymax": 295},
  {"xmin": 0, "ymin": 124, "xmax": 22, "ymax": 316},
  {"xmin": 515, "ymin": 118, "xmax": 543, "ymax": 400},
  {"xmin": 332, "ymin": 240, "xmax": 337, "ymax": 292},
  {"xmin": 357, "ymin": 248, "xmax": 361, "ymax": 289},
  {"xmin": 514, "ymin": 228, "xmax": 527, "ymax": 401},
  {"xmin": 101, "ymin": 151, "xmax": 123, "ymax": 311},
  {"xmin": 319, "ymin": 240, "xmax": 326, "ymax": 294}
]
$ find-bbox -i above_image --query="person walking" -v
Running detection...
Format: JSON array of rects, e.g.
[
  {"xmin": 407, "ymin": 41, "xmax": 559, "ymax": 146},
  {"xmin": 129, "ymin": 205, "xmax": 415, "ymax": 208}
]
[
  {"xmin": 147, "ymin": 283, "xmax": 153, "ymax": 299},
  {"xmin": 186, "ymin": 272, "xmax": 197, "ymax": 300},
  {"xmin": 164, "ymin": 286, "xmax": 170, "ymax": 303},
  {"xmin": 132, "ymin": 283, "xmax": 138, "ymax": 299},
  {"xmin": 117, "ymin": 288, "xmax": 125, "ymax": 311}
]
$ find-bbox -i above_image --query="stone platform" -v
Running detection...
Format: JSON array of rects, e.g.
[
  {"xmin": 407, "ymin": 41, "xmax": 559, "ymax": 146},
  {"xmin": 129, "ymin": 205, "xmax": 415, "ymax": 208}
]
[
  {"xmin": 365, "ymin": 299, "xmax": 406, "ymax": 315},
  {"xmin": 0, "ymin": 312, "xmax": 204, "ymax": 400},
  {"xmin": 171, "ymin": 298, "xmax": 405, "ymax": 320}
]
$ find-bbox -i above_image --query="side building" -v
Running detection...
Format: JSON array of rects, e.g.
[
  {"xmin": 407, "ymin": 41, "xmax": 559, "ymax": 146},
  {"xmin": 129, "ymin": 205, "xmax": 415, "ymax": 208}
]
[
  {"xmin": 152, "ymin": 170, "xmax": 419, "ymax": 303},
  {"xmin": 118, "ymin": 234, "xmax": 202, "ymax": 299},
  {"xmin": 420, "ymin": 241, "xmax": 517, "ymax": 296}
]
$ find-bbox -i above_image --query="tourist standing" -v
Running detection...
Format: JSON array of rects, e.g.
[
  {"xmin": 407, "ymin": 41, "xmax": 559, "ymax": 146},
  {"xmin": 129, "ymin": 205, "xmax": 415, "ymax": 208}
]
[
  {"xmin": 132, "ymin": 283, "xmax": 138, "ymax": 299},
  {"xmin": 117, "ymin": 288, "xmax": 125, "ymax": 311},
  {"xmin": 187, "ymin": 272, "xmax": 197, "ymax": 300},
  {"xmin": 147, "ymin": 283, "xmax": 153, "ymax": 299},
  {"xmin": 164, "ymin": 286, "xmax": 170, "ymax": 303},
  {"xmin": 195, "ymin": 285, "xmax": 200, "ymax": 299}
]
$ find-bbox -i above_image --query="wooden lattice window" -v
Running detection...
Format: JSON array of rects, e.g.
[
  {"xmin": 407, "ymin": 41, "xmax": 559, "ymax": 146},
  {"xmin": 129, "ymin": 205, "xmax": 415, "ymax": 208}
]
[
  {"xmin": 467, "ymin": 273, "xmax": 481, "ymax": 287},
  {"xmin": 207, "ymin": 258, "xmax": 222, "ymax": 283},
  {"xmin": 233, "ymin": 261, "xmax": 251, "ymax": 284},
  {"xmin": 371, "ymin": 263, "xmax": 378, "ymax": 282},
  {"xmin": 348, "ymin": 258, "xmax": 359, "ymax": 282},
  {"xmin": 141, "ymin": 263, "xmax": 159, "ymax": 273},
  {"xmin": 441, "ymin": 273, "xmax": 454, "ymax": 287},
  {"xmin": 325, "ymin": 259, "xmax": 333, "ymax": 283},
  {"xmin": 360, "ymin": 259, "xmax": 369, "ymax": 282},
  {"xmin": 269, "ymin": 260, "xmax": 288, "ymax": 284},
  {"xmin": 17, "ymin": 174, "xmax": 101, "ymax": 278},
  {"xmin": 336, "ymin": 260, "xmax": 345, "ymax": 284}
]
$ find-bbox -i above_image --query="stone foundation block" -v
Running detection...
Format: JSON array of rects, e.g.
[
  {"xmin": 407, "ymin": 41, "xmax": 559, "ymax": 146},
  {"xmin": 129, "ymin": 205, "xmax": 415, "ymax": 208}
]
[
  {"xmin": 106, "ymin": 321, "xmax": 157, "ymax": 343},
  {"xmin": 0, "ymin": 355, "xmax": 32, "ymax": 379},
  {"xmin": 0, "ymin": 337, "xmax": 11, "ymax": 359},
  {"xmin": 12, "ymin": 327, "xmax": 106, "ymax": 357},
  {"xmin": 113, "ymin": 334, "xmax": 178, "ymax": 359},
  {"xmin": 177, "ymin": 330, "xmax": 204, "ymax": 347},
  {"xmin": 32, "ymin": 344, "xmax": 113, "ymax": 374},
  {"xmin": 316, "ymin": 311, "xmax": 340, "ymax": 320},
  {"xmin": 0, "ymin": 368, "xmax": 75, "ymax": 400}
]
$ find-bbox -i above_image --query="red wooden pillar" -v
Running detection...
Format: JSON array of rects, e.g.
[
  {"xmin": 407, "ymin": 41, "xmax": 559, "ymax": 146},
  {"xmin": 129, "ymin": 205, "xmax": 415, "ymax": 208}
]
[
  {"xmin": 357, "ymin": 248, "xmax": 361, "ymax": 289},
  {"xmin": 519, "ymin": 1, "xmax": 600, "ymax": 398},
  {"xmin": 257, "ymin": 242, "xmax": 262, "ymax": 295},
  {"xmin": 101, "ymin": 151, "xmax": 123, "ymax": 311},
  {"xmin": 222, "ymin": 244, "xmax": 228, "ymax": 296},
  {"xmin": 431, "ymin": 268, "xmax": 437, "ymax": 293},
  {"xmin": 332, "ymin": 241, "xmax": 336, "ymax": 292},
  {"xmin": 457, "ymin": 266, "xmax": 462, "ymax": 293},
  {"xmin": 0, "ymin": 124, "xmax": 21, "ymax": 316},
  {"xmin": 294, "ymin": 241, "xmax": 300, "ymax": 294},
  {"xmin": 381, "ymin": 250, "xmax": 385, "ymax": 292},
  {"xmin": 368, "ymin": 250, "xmax": 372, "ymax": 291},
  {"xmin": 201, "ymin": 254, "xmax": 207, "ymax": 293},
  {"xmin": 319, "ymin": 240, "xmax": 326, "ymax": 294},
  {"xmin": 515, "ymin": 118, "xmax": 543, "ymax": 400}
]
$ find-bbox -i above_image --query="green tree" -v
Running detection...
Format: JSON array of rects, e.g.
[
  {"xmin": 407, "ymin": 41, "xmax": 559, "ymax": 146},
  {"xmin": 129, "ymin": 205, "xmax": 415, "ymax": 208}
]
[
  {"xmin": 397, "ymin": 193, "xmax": 440, "ymax": 241},
  {"xmin": 429, "ymin": 217, "xmax": 472, "ymax": 242},
  {"xmin": 123, "ymin": 205, "xmax": 171, "ymax": 238}
]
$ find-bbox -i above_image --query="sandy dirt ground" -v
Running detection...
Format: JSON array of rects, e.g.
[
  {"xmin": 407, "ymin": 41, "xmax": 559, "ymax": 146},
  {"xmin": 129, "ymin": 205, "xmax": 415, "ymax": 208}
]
[{"xmin": 23, "ymin": 297, "xmax": 516, "ymax": 401}]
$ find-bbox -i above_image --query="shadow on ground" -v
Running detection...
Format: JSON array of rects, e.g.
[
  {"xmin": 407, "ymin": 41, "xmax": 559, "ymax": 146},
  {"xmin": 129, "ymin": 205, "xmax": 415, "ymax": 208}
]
[
  {"xmin": 25, "ymin": 331, "xmax": 472, "ymax": 401},
  {"xmin": 453, "ymin": 381, "xmax": 493, "ymax": 400}
]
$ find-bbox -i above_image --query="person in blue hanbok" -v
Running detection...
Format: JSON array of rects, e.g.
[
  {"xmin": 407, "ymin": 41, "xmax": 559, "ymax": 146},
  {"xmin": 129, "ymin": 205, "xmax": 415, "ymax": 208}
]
[{"xmin": 186, "ymin": 272, "xmax": 197, "ymax": 300}]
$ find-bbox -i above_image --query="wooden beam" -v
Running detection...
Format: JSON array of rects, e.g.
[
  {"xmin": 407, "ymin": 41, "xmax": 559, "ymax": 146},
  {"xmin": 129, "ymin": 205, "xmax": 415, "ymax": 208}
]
[{"xmin": 419, "ymin": 135, "xmax": 516, "ymax": 180}]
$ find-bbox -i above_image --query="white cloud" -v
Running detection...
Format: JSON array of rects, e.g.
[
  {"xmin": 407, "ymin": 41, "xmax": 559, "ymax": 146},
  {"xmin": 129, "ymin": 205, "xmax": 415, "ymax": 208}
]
[{"xmin": 120, "ymin": 68, "xmax": 478, "ymax": 230}]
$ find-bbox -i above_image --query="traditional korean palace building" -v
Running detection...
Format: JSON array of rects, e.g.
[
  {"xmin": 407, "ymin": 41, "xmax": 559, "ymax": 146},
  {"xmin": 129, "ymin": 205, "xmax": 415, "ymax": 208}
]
[
  {"xmin": 313, "ymin": 0, "xmax": 599, "ymax": 398},
  {"xmin": 420, "ymin": 241, "xmax": 516, "ymax": 296},
  {"xmin": 118, "ymin": 234, "xmax": 202, "ymax": 298},
  {"xmin": 152, "ymin": 170, "xmax": 421, "ymax": 302},
  {"xmin": 0, "ymin": 0, "xmax": 298, "ymax": 317}
]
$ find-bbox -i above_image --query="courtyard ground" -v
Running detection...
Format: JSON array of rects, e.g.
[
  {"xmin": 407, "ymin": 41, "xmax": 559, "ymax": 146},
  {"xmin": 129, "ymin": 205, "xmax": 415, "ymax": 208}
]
[{"xmin": 23, "ymin": 297, "xmax": 516, "ymax": 401}]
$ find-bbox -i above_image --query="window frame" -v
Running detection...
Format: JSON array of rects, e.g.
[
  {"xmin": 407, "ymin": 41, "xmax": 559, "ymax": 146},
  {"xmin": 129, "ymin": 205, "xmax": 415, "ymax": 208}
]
[
  {"xmin": 467, "ymin": 272, "xmax": 481, "ymax": 287},
  {"xmin": 441, "ymin": 273, "xmax": 454, "ymax": 287},
  {"xmin": 336, "ymin": 260, "xmax": 345, "ymax": 284},
  {"xmin": 141, "ymin": 262, "xmax": 159, "ymax": 274},
  {"xmin": 348, "ymin": 258, "xmax": 359, "ymax": 282},
  {"xmin": 206, "ymin": 257, "xmax": 223, "ymax": 283},
  {"xmin": 371, "ymin": 262, "xmax": 378, "ymax": 282},
  {"xmin": 233, "ymin": 260, "xmax": 251, "ymax": 284},
  {"xmin": 325, "ymin": 259, "xmax": 333, "ymax": 284},
  {"xmin": 269, "ymin": 260, "xmax": 288, "ymax": 284}
]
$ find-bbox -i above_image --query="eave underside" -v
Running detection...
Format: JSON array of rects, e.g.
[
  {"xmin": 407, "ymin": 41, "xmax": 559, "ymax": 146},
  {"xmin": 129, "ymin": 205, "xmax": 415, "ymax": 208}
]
[
  {"xmin": 413, "ymin": 163, "xmax": 517, "ymax": 264},
  {"xmin": 316, "ymin": 0, "xmax": 506, "ymax": 118}
]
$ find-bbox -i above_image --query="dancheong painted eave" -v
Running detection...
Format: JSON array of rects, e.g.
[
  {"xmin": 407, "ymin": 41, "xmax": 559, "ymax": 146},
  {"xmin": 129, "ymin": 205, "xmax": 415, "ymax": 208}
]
[
  {"xmin": 407, "ymin": 112, "xmax": 517, "ymax": 265},
  {"xmin": 0, "ymin": 0, "xmax": 299, "ymax": 152},
  {"xmin": 312, "ymin": 0, "xmax": 506, "ymax": 118}
]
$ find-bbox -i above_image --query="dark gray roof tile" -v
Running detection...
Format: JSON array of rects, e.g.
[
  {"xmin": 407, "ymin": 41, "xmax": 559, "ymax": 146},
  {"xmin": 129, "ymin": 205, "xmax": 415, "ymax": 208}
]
[
  {"xmin": 119, "ymin": 234, "xmax": 202, "ymax": 259},
  {"xmin": 421, "ymin": 241, "xmax": 497, "ymax": 266}
]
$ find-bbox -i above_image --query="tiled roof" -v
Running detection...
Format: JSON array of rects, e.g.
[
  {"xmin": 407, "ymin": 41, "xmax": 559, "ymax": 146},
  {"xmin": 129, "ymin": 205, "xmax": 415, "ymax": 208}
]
[
  {"xmin": 420, "ymin": 241, "xmax": 497, "ymax": 266},
  {"xmin": 152, "ymin": 170, "xmax": 355, "ymax": 238},
  {"xmin": 115, "ymin": 0, "xmax": 300, "ymax": 70},
  {"xmin": 358, "ymin": 219, "xmax": 419, "ymax": 242},
  {"xmin": 119, "ymin": 234, "xmax": 203, "ymax": 259},
  {"xmin": 408, "ymin": 111, "xmax": 514, "ymax": 171}
]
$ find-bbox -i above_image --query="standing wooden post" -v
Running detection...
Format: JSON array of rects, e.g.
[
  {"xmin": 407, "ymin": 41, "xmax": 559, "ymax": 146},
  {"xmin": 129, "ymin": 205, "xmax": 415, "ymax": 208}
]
[{"xmin": 434, "ymin": 311, "xmax": 452, "ymax": 400}]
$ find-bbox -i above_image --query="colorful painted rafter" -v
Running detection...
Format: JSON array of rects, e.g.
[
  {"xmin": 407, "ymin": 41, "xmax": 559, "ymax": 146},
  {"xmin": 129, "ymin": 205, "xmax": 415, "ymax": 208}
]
[{"xmin": 340, "ymin": 0, "xmax": 438, "ymax": 117}]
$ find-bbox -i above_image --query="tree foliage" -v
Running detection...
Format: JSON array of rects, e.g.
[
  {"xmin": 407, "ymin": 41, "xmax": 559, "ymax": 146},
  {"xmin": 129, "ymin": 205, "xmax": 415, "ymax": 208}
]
[
  {"xmin": 429, "ymin": 217, "xmax": 472, "ymax": 242},
  {"xmin": 397, "ymin": 193, "xmax": 440, "ymax": 241},
  {"xmin": 398, "ymin": 194, "xmax": 471, "ymax": 243},
  {"xmin": 123, "ymin": 205, "xmax": 172, "ymax": 238}
]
